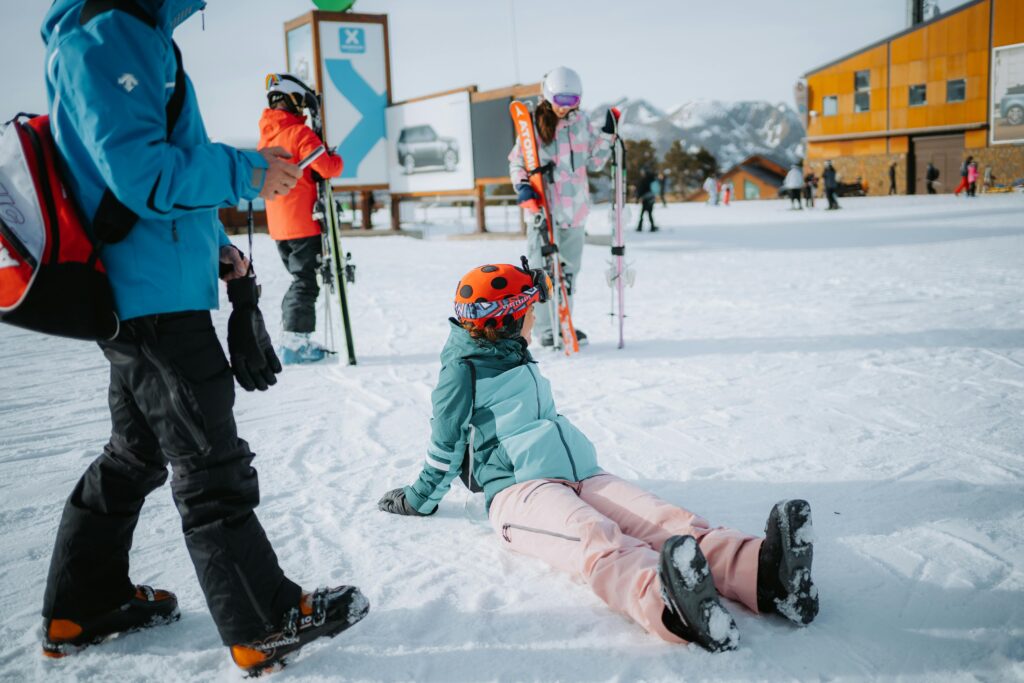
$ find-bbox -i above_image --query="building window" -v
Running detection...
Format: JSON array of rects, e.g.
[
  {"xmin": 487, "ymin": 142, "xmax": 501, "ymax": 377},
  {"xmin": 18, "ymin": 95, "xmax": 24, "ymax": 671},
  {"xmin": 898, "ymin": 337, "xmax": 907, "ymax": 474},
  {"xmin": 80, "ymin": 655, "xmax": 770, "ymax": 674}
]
[
  {"xmin": 854, "ymin": 70, "xmax": 870, "ymax": 112},
  {"xmin": 909, "ymin": 84, "xmax": 927, "ymax": 107},
  {"xmin": 823, "ymin": 96, "xmax": 838, "ymax": 116},
  {"xmin": 947, "ymin": 79, "xmax": 966, "ymax": 102},
  {"xmin": 744, "ymin": 180, "xmax": 760, "ymax": 200}
]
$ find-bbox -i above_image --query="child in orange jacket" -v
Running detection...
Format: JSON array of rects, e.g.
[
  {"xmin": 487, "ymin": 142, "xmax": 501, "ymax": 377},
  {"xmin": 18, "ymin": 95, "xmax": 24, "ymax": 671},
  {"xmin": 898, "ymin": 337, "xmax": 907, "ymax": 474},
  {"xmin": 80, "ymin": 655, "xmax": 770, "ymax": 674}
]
[{"xmin": 259, "ymin": 74, "xmax": 344, "ymax": 364}]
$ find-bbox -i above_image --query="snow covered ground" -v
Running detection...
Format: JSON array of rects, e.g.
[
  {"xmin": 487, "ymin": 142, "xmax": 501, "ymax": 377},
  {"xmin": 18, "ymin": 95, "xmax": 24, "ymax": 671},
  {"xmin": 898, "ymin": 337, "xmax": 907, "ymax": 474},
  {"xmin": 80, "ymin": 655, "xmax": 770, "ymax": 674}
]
[{"xmin": 1, "ymin": 195, "xmax": 1023, "ymax": 682}]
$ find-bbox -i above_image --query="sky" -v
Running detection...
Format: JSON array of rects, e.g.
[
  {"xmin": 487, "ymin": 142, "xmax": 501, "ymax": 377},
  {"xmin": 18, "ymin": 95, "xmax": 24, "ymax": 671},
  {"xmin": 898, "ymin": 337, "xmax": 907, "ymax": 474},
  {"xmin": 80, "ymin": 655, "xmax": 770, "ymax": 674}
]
[{"xmin": 3, "ymin": 0, "xmax": 974, "ymax": 146}]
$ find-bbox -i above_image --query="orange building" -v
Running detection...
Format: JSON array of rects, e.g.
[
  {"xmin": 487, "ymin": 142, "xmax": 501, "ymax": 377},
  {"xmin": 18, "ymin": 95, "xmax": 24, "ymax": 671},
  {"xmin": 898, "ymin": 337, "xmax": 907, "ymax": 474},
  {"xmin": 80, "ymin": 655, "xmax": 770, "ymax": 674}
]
[
  {"xmin": 802, "ymin": 0, "xmax": 1024, "ymax": 194},
  {"xmin": 689, "ymin": 156, "xmax": 788, "ymax": 202}
]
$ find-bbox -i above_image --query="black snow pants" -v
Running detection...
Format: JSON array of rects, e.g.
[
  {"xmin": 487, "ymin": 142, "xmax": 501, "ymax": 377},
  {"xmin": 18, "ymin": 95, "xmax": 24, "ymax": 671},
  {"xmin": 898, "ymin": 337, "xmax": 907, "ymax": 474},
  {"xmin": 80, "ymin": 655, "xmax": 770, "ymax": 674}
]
[
  {"xmin": 41, "ymin": 311, "xmax": 301, "ymax": 645},
  {"xmin": 637, "ymin": 197, "xmax": 656, "ymax": 230},
  {"xmin": 276, "ymin": 236, "xmax": 322, "ymax": 334}
]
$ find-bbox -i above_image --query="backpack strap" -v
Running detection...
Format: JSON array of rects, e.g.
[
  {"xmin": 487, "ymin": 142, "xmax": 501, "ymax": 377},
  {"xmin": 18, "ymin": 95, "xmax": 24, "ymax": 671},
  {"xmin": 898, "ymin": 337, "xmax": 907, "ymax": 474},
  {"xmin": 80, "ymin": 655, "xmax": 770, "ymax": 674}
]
[
  {"xmin": 79, "ymin": 0, "xmax": 185, "ymax": 242},
  {"xmin": 458, "ymin": 360, "xmax": 482, "ymax": 493}
]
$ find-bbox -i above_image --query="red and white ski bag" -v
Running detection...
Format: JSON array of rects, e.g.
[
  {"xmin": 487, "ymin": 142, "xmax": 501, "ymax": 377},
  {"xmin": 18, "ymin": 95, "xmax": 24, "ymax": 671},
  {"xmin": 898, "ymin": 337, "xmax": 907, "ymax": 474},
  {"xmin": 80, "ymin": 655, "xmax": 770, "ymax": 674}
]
[{"xmin": 0, "ymin": 114, "xmax": 118, "ymax": 340}]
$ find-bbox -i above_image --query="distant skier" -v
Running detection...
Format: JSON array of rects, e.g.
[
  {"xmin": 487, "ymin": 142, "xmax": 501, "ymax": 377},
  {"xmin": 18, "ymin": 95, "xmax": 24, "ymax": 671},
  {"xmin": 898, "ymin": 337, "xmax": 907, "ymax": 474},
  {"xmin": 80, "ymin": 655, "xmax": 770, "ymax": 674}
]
[
  {"xmin": 38, "ymin": 2, "xmax": 366, "ymax": 674},
  {"xmin": 954, "ymin": 155, "xmax": 973, "ymax": 196},
  {"xmin": 804, "ymin": 172, "xmax": 817, "ymax": 208},
  {"xmin": 926, "ymin": 162, "xmax": 940, "ymax": 194},
  {"xmin": 377, "ymin": 261, "xmax": 820, "ymax": 652},
  {"xmin": 636, "ymin": 167, "xmax": 659, "ymax": 231},
  {"xmin": 658, "ymin": 171, "xmax": 669, "ymax": 206},
  {"xmin": 967, "ymin": 159, "xmax": 979, "ymax": 197},
  {"xmin": 823, "ymin": 160, "xmax": 841, "ymax": 210},
  {"xmin": 703, "ymin": 174, "xmax": 719, "ymax": 205},
  {"xmin": 508, "ymin": 66, "xmax": 618, "ymax": 348},
  {"xmin": 784, "ymin": 164, "xmax": 804, "ymax": 209},
  {"xmin": 260, "ymin": 73, "xmax": 344, "ymax": 364},
  {"xmin": 888, "ymin": 162, "xmax": 897, "ymax": 195},
  {"xmin": 722, "ymin": 179, "xmax": 733, "ymax": 206}
]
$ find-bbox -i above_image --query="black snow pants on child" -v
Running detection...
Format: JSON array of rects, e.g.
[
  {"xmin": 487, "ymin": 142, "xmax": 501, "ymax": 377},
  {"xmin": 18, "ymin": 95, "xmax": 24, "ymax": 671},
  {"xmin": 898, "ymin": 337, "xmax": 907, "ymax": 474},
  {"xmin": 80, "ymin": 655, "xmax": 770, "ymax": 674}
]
[{"xmin": 276, "ymin": 236, "xmax": 322, "ymax": 334}]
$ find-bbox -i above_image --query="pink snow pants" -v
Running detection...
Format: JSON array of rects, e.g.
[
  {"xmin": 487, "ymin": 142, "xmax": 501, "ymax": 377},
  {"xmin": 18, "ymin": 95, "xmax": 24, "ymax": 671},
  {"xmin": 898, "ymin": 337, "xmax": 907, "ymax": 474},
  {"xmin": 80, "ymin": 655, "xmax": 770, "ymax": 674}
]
[{"xmin": 488, "ymin": 473, "xmax": 762, "ymax": 644}]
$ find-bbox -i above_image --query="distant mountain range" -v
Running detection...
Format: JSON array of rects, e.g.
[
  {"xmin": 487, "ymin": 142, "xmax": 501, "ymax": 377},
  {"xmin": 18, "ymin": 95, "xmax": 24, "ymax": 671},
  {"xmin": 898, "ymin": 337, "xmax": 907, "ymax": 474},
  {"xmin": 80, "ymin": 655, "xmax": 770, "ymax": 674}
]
[{"xmin": 589, "ymin": 98, "xmax": 806, "ymax": 170}]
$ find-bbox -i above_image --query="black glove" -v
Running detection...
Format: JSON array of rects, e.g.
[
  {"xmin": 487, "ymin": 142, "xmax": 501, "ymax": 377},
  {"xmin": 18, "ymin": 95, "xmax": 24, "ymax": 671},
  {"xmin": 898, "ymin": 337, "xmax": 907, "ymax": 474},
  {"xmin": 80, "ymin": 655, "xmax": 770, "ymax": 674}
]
[
  {"xmin": 378, "ymin": 487, "xmax": 429, "ymax": 516},
  {"xmin": 227, "ymin": 276, "xmax": 282, "ymax": 391},
  {"xmin": 602, "ymin": 108, "xmax": 620, "ymax": 135}
]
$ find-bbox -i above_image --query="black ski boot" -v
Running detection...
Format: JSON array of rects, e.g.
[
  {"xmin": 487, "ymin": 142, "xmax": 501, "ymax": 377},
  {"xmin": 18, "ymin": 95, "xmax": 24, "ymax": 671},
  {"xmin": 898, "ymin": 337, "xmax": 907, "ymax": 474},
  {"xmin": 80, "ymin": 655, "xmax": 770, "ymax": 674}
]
[
  {"xmin": 659, "ymin": 535, "xmax": 739, "ymax": 652},
  {"xmin": 42, "ymin": 585, "xmax": 180, "ymax": 658},
  {"xmin": 574, "ymin": 329, "xmax": 588, "ymax": 346},
  {"xmin": 540, "ymin": 332, "xmax": 554, "ymax": 347},
  {"xmin": 230, "ymin": 585, "xmax": 369, "ymax": 677},
  {"xmin": 757, "ymin": 499, "xmax": 818, "ymax": 625}
]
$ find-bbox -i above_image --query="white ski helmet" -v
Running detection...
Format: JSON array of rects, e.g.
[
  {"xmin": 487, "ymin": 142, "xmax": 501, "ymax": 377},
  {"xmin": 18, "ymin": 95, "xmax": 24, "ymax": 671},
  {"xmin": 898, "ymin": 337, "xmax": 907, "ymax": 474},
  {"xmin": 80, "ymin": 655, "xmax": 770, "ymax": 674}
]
[
  {"xmin": 542, "ymin": 66, "xmax": 583, "ymax": 104},
  {"xmin": 265, "ymin": 73, "xmax": 315, "ymax": 109}
]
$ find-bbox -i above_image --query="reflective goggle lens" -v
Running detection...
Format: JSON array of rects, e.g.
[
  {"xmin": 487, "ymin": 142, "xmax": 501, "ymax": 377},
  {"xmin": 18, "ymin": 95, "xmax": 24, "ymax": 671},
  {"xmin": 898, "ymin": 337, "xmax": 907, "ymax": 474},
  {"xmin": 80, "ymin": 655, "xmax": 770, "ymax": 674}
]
[{"xmin": 552, "ymin": 93, "xmax": 581, "ymax": 108}]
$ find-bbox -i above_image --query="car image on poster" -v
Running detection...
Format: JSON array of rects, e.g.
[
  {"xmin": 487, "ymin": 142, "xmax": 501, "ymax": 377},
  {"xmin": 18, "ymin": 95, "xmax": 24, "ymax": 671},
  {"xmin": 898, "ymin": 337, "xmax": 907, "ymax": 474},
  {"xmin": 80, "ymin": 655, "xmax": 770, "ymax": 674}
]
[{"xmin": 386, "ymin": 90, "xmax": 476, "ymax": 194}]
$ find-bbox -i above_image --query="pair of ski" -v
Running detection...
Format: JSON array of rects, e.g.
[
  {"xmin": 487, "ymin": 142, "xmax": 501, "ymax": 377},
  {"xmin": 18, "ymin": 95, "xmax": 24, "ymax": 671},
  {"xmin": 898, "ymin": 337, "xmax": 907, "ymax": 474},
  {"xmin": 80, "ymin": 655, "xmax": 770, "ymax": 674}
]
[
  {"xmin": 509, "ymin": 100, "xmax": 630, "ymax": 352},
  {"xmin": 307, "ymin": 93, "xmax": 357, "ymax": 366}
]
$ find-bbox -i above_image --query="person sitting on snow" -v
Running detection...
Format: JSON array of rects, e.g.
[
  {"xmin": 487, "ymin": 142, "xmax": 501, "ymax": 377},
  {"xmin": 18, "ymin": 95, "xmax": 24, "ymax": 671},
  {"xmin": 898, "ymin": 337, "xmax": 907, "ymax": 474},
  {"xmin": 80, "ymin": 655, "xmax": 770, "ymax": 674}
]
[
  {"xmin": 377, "ymin": 259, "xmax": 820, "ymax": 652},
  {"xmin": 260, "ymin": 73, "xmax": 344, "ymax": 364}
]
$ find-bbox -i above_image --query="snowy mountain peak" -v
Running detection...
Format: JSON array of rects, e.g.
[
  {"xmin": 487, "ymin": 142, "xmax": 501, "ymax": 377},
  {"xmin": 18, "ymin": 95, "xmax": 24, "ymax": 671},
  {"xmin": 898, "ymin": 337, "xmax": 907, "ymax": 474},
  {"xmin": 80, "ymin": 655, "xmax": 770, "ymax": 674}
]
[{"xmin": 590, "ymin": 97, "xmax": 806, "ymax": 169}]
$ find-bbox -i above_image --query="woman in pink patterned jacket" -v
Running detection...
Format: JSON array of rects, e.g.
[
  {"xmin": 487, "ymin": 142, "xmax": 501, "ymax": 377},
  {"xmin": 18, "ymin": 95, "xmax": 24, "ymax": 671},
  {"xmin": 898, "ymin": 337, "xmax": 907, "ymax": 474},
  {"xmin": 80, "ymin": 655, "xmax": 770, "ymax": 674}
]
[{"xmin": 509, "ymin": 66, "xmax": 618, "ymax": 348}]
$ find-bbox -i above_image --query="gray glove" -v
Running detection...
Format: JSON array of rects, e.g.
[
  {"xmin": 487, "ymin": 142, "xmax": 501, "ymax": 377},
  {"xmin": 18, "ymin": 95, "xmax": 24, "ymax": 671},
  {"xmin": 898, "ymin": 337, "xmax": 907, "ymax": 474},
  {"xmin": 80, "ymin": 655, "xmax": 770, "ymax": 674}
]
[{"xmin": 378, "ymin": 487, "xmax": 430, "ymax": 516}]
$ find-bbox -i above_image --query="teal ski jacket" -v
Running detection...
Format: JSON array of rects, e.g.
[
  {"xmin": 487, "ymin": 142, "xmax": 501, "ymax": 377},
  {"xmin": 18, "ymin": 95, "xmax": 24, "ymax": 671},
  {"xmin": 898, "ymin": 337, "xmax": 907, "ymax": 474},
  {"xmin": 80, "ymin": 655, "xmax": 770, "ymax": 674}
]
[
  {"xmin": 41, "ymin": 0, "xmax": 268, "ymax": 321},
  {"xmin": 404, "ymin": 321, "xmax": 603, "ymax": 514}
]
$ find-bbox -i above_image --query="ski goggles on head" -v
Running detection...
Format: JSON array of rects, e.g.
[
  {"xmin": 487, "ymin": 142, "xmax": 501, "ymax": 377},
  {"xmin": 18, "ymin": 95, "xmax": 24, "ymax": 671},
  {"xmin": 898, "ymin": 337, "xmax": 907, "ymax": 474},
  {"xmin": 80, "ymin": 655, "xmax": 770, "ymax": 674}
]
[{"xmin": 551, "ymin": 93, "xmax": 581, "ymax": 108}]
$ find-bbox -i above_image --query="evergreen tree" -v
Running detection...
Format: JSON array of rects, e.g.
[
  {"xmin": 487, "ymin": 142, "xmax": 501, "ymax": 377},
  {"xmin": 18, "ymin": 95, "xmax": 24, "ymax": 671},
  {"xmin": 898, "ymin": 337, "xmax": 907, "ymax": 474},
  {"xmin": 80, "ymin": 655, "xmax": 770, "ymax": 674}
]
[{"xmin": 625, "ymin": 139, "xmax": 657, "ymax": 196}]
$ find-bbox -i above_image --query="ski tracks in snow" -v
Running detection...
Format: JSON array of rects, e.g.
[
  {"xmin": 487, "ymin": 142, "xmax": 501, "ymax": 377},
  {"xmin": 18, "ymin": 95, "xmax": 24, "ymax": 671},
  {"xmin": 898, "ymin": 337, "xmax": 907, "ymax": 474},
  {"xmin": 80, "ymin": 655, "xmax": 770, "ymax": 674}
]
[{"xmin": 1, "ymin": 195, "xmax": 1023, "ymax": 681}]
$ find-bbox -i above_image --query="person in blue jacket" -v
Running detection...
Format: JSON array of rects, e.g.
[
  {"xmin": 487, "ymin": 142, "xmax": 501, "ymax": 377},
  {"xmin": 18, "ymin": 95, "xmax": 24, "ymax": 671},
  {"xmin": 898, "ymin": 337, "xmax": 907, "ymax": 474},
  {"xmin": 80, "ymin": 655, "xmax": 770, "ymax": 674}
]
[{"xmin": 38, "ymin": 1, "xmax": 367, "ymax": 673}]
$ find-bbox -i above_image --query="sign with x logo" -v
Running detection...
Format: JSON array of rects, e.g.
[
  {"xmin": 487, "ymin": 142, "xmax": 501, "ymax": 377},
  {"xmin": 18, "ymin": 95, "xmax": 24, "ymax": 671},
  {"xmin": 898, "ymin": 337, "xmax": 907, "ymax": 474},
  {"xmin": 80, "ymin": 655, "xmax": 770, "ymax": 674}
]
[{"xmin": 315, "ymin": 20, "xmax": 391, "ymax": 187}]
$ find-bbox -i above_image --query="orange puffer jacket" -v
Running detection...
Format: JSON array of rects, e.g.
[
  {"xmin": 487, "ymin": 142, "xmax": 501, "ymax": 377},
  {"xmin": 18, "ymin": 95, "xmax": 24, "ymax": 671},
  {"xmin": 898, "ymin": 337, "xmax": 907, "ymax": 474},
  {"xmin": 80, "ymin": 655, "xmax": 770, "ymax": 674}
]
[{"xmin": 258, "ymin": 108, "xmax": 343, "ymax": 240}]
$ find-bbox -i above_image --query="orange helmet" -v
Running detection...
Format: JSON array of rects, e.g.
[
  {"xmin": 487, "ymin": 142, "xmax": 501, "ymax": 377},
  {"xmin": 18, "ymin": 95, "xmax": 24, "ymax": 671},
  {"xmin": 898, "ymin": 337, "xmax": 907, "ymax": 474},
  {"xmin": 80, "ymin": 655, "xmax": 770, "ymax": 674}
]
[{"xmin": 454, "ymin": 258, "xmax": 550, "ymax": 330}]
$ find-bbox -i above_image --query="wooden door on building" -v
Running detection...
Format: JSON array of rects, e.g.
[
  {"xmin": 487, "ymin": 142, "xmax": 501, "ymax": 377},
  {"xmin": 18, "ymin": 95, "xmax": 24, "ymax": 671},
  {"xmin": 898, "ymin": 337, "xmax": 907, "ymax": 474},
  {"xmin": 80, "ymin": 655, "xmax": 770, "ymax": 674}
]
[{"xmin": 910, "ymin": 134, "xmax": 964, "ymax": 194}]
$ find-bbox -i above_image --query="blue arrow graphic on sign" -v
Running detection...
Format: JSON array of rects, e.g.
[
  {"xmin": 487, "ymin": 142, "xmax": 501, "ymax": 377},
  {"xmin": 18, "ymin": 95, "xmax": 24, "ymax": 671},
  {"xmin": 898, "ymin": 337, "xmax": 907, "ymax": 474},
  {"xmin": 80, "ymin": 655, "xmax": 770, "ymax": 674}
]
[{"xmin": 325, "ymin": 59, "xmax": 386, "ymax": 179}]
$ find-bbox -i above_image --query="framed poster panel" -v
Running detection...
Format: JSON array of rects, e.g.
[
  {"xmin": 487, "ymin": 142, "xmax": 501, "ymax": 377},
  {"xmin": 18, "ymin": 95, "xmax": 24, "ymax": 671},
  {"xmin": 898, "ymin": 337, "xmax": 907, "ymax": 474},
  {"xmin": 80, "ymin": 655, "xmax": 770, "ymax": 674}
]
[
  {"xmin": 318, "ymin": 18, "xmax": 390, "ymax": 185},
  {"xmin": 285, "ymin": 22, "xmax": 315, "ymax": 88},
  {"xmin": 991, "ymin": 42, "xmax": 1024, "ymax": 145},
  {"xmin": 386, "ymin": 91, "xmax": 475, "ymax": 193}
]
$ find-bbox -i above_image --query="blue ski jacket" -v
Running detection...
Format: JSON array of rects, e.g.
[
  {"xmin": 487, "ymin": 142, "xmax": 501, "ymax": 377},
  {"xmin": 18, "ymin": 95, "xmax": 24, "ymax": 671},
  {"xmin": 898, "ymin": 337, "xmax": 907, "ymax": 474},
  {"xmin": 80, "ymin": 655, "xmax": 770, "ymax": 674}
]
[{"xmin": 41, "ymin": 0, "xmax": 268, "ymax": 321}]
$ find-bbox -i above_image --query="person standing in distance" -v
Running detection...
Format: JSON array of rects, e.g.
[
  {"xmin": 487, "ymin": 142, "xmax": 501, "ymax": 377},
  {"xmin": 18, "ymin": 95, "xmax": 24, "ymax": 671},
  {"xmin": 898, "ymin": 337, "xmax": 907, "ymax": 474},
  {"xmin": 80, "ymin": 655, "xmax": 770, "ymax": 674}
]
[
  {"xmin": 39, "ymin": 1, "xmax": 367, "ymax": 675},
  {"xmin": 259, "ymin": 73, "xmax": 344, "ymax": 364},
  {"xmin": 509, "ymin": 66, "xmax": 617, "ymax": 348}
]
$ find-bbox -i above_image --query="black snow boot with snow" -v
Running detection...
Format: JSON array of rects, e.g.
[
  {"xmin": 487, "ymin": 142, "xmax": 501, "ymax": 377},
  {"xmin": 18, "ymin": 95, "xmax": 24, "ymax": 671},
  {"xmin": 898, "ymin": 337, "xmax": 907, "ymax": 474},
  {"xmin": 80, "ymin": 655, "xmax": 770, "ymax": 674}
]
[
  {"xmin": 659, "ymin": 535, "xmax": 740, "ymax": 652},
  {"xmin": 230, "ymin": 585, "xmax": 369, "ymax": 677},
  {"xmin": 757, "ymin": 499, "xmax": 819, "ymax": 625},
  {"xmin": 42, "ymin": 585, "xmax": 180, "ymax": 658}
]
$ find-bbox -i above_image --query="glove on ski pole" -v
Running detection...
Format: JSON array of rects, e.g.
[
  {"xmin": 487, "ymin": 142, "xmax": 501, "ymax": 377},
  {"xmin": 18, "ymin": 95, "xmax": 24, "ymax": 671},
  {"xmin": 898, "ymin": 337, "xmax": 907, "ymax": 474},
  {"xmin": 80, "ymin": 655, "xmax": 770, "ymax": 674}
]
[
  {"xmin": 377, "ymin": 488, "xmax": 431, "ymax": 516},
  {"xmin": 227, "ymin": 276, "xmax": 282, "ymax": 391},
  {"xmin": 602, "ymin": 107, "xmax": 621, "ymax": 134},
  {"xmin": 515, "ymin": 183, "xmax": 541, "ymax": 212}
]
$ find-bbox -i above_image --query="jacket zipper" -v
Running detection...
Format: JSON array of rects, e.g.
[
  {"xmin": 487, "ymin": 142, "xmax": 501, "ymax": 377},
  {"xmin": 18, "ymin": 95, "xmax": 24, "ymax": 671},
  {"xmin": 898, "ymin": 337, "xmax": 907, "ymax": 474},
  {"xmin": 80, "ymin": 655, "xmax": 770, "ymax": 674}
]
[
  {"xmin": 501, "ymin": 523, "xmax": 580, "ymax": 543},
  {"xmin": 526, "ymin": 365, "xmax": 578, "ymax": 480},
  {"xmin": 553, "ymin": 419, "xmax": 578, "ymax": 480}
]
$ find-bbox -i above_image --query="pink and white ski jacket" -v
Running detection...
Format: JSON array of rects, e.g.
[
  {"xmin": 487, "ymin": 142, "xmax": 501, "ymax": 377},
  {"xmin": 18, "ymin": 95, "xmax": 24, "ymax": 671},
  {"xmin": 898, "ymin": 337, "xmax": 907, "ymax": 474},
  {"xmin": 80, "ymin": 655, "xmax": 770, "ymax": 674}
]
[{"xmin": 508, "ymin": 109, "xmax": 614, "ymax": 229}]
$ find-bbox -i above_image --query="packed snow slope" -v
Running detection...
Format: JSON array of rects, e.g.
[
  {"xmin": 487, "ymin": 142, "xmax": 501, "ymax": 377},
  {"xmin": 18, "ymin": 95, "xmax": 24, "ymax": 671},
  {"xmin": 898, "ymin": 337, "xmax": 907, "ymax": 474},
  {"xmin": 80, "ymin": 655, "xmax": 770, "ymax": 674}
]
[{"xmin": 1, "ymin": 195, "xmax": 1023, "ymax": 682}]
